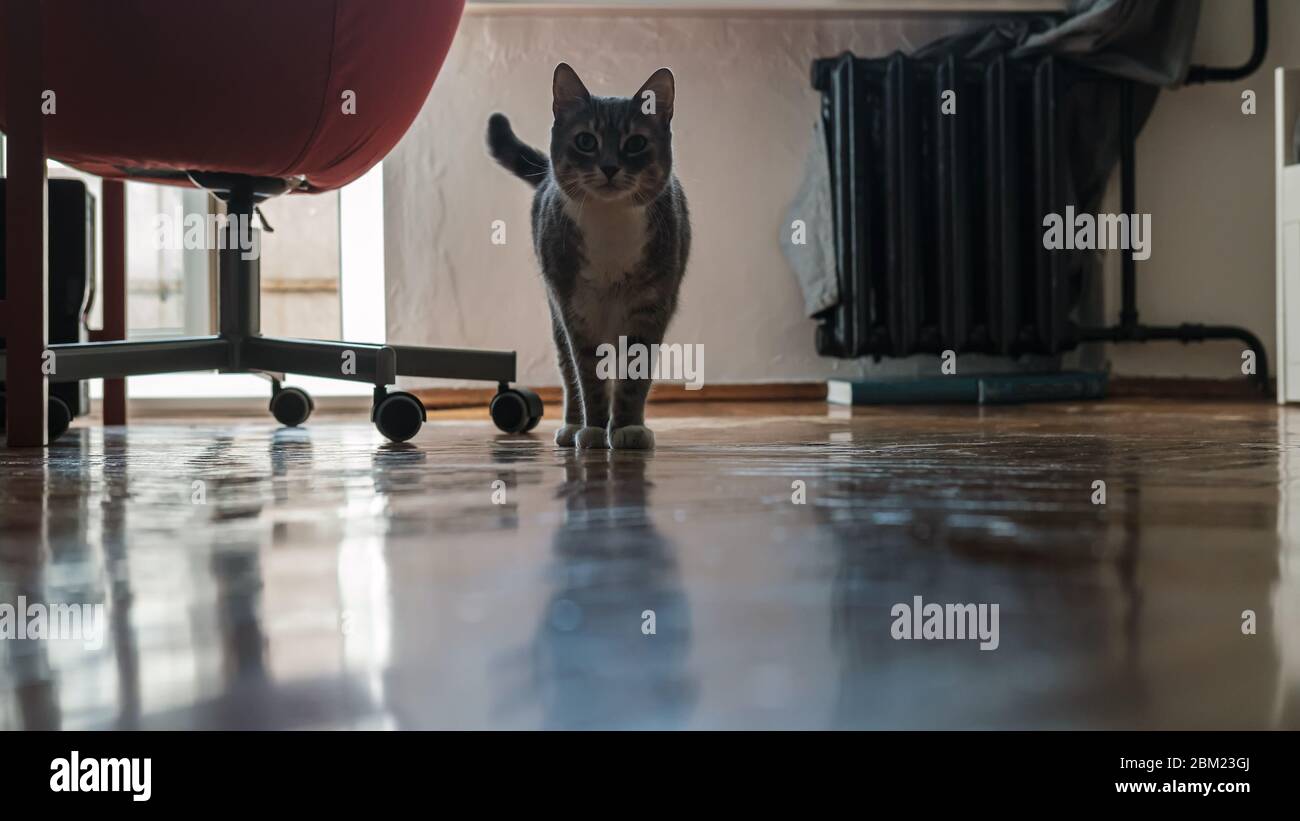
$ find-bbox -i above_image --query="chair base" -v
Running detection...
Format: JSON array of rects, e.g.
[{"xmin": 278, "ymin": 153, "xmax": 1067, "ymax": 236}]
[
  {"xmin": 3, "ymin": 172, "xmax": 542, "ymax": 445},
  {"xmin": 0, "ymin": 334, "xmax": 540, "ymax": 443}
]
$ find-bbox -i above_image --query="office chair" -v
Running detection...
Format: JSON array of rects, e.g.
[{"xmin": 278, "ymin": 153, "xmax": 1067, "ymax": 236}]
[{"xmin": 0, "ymin": 0, "xmax": 543, "ymax": 445}]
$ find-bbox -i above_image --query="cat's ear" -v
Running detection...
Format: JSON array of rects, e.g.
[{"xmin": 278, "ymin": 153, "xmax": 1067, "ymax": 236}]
[
  {"xmin": 553, "ymin": 63, "xmax": 591, "ymax": 118},
  {"xmin": 635, "ymin": 68, "xmax": 675, "ymax": 123}
]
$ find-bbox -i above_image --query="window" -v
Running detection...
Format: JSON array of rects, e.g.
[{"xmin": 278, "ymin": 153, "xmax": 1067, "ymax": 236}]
[
  {"xmin": 0, "ymin": 139, "xmax": 385, "ymax": 401},
  {"xmin": 125, "ymin": 184, "xmax": 211, "ymax": 339},
  {"xmin": 122, "ymin": 165, "xmax": 385, "ymax": 399},
  {"xmin": 257, "ymin": 192, "xmax": 343, "ymax": 341}
]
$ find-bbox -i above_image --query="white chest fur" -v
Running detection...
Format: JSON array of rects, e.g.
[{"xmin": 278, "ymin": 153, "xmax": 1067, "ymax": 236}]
[{"xmin": 564, "ymin": 199, "xmax": 648, "ymax": 285}]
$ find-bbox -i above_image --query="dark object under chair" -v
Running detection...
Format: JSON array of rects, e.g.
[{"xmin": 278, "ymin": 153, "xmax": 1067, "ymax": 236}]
[
  {"xmin": 810, "ymin": 0, "xmax": 1270, "ymax": 394},
  {"xmin": 0, "ymin": 178, "xmax": 94, "ymax": 438}
]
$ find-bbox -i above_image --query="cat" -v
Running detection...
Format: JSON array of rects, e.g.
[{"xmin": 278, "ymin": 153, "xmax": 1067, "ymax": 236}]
[{"xmin": 486, "ymin": 63, "xmax": 690, "ymax": 450}]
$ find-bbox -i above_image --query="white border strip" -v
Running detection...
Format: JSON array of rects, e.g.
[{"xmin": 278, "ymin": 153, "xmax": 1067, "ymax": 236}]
[{"xmin": 340, "ymin": 162, "xmax": 387, "ymax": 345}]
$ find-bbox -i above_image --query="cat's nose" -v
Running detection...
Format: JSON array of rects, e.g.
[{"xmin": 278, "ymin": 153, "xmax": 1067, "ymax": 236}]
[{"xmin": 601, "ymin": 165, "xmax": 619, "ymax": 181}]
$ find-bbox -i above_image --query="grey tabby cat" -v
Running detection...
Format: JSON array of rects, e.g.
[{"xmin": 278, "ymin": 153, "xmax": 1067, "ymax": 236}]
[{"xmin": 486, "ymin": 63, "xmax": 690, "ymax": 450}]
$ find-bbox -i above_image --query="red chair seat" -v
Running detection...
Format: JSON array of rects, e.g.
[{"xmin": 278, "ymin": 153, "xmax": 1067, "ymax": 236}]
[{"xmin": 0, "ymin": 0, "xmax": 464, "ymax": 192}]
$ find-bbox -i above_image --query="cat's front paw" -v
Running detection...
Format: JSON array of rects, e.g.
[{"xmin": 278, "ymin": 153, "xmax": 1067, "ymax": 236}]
[
  {"xmin": 609, "ymin": 425, "xmax": 655, "ymax": 450},
  {"xmin": 554, "ymin": 423, "xmax": 583, "ymax": 447},
  {"xmin": 575, "ymin": 426, "xmax": 609, "ymax": 449}
]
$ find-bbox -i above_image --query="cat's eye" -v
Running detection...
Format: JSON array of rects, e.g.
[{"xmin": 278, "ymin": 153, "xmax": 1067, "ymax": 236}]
[
  {"xmin": 574, "ymin": 132, "xmax": 598, "ymax": 152},
  {"xmin": 623, "ymin": 135, "xmax": 649, "ymax": 154}
]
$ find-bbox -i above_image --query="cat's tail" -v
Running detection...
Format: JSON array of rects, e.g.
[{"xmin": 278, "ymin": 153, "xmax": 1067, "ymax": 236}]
[{"xmin": 487, "ymin": 113, "xmax": 549, "ymax": 188}]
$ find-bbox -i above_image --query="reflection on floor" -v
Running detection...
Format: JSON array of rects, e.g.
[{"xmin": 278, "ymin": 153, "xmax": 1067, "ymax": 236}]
[{"xmin": 1, "ymin": 398, "xmax": 1298, "ymax": 729}]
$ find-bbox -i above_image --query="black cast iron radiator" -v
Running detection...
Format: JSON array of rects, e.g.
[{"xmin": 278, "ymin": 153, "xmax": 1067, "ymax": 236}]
[
  {"xmin": 810, "ymin": 1, "xmax": 1271, "ymax": 392},
  {"xmin": 812, "ymin": 52, "xmax": 1083, "ymax": 360}
]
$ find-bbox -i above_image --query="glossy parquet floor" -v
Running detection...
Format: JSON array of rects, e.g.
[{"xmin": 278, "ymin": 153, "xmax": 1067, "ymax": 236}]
[{"xmin": 1, "ymin": 398, "xmax": 1297, "ymax": 729}]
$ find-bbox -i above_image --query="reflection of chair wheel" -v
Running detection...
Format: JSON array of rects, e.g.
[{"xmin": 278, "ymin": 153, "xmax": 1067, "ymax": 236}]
[
  {"xmin": 490, "ymin": 386, "xmax": 543, "ymax": 433},
  {"xmin": 269, "ymin": 386, "xmax": 313, "ymax": 427},
  {"xmin": 372, "ymin": 390, "xmax": 425, "ymax": 443},
  {"xmin": 0, "ymin": 393, "xmax": 72, "ymax": 442}
]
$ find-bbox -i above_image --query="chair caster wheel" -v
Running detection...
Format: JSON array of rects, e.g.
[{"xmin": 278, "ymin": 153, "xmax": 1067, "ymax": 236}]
[
  {"xmin": 270, "ymin": 386, "xmax": 313, "ymax": 427},
  {"xmin": 372, "ymin": 390, "xmax": 425, "ymax": 442},
  {"xmin": 490, "ymin": 386, "xmax": 543, "ymax": 433},
  {"xmin": 0, "ymin": 393, "xmax": 71, "ymax": 441},
  {"xmin": 47, "ymin": 396, "xmax": 72, "ymax": 441}
]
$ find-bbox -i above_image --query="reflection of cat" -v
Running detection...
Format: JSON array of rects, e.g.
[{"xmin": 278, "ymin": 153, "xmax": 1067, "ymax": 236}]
[
  {"xmin": 488, "ymin": 63, "xmax": 690, "ymax": 451},
  {"xmin": 529, "ymin": 453, "xmax": 696, "ymax": 728}
]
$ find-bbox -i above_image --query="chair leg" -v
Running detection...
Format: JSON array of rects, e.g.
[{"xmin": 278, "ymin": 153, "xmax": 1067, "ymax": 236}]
[
  {"xmin": 242, "ymin": 336, "xmax": 397, "ymax": 385},
  {"xmin": 44, "ymin": 337, "xmax": 231, "ymax": 381},
  {"xmin": 390, "ymin": 344, "xmax": 516, "ymax": 383},
  {"xmin": 101, "ymin": 180, "xmax": 128, "ymax": 425},
  {"xmin": 3, "ymin": 0, "xmax": 49, "ymax": 447}
]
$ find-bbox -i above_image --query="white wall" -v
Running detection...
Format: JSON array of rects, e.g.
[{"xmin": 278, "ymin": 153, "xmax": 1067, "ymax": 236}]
[
  {"xmin": 385, "ymin": 11, "xmax": 970, "ymax": 389},
  {"xmin": 385, "ymin": 2, "xmax": 1294, "ymax": 388}
]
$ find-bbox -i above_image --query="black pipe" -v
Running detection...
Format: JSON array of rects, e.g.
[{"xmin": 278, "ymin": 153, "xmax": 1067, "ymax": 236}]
[
  {"xmin": 1079, "ymin": 323, "xmax": 1272, "ymax": 395},
  {"xmin": 1119, "ymin": 80, "xmax": 1137, "ymax": 331},
  {"xmin": 1185, "ymin": 0, "xmax": 1267, "ymax": 85}
]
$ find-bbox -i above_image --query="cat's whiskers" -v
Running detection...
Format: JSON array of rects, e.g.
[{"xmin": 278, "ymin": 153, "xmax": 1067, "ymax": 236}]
[{"xmin": 574, "ymin": 189, "xmax": 589, "ymax": 228}]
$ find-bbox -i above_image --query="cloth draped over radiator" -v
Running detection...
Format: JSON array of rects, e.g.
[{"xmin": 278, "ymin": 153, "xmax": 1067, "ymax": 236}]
[{"xmin": 782, "ymin": 0, "xmax": 1203, "ymax": 321}]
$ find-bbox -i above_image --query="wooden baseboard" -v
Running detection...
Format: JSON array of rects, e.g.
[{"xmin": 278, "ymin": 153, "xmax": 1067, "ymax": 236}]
[
  {"xmin": 411, "ymin": 381, "xmax": 826, "ymax": 409},
  {"xmin": 114, "ymin": 377, "xmax": 1271, "ymax": 420},
  {"xmin": 411, "ymin": 377, "xmax": 1277, "ymax": 409}
]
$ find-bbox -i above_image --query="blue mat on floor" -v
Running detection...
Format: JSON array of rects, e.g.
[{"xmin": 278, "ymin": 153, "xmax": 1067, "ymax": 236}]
[{"xmin": 827, "ymin": 372, "xmax": 1108, "ymax": 405}]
